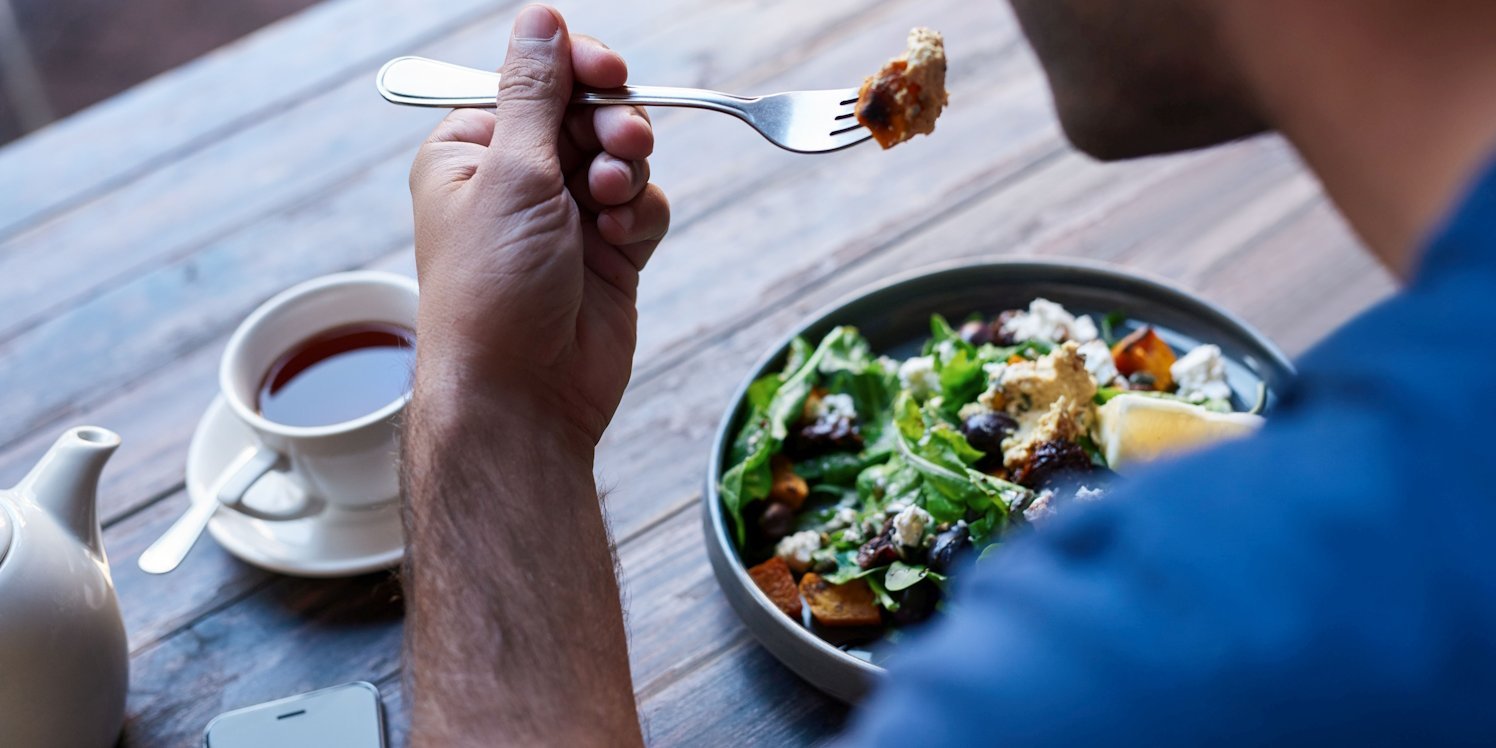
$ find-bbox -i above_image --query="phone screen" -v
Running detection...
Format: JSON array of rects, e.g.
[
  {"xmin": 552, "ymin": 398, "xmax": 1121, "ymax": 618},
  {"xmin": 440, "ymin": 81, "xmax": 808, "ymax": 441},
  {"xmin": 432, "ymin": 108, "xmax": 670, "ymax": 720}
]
[{"xmin": 205, "ymin": 682, "xmax": 385, "ymax": 748}]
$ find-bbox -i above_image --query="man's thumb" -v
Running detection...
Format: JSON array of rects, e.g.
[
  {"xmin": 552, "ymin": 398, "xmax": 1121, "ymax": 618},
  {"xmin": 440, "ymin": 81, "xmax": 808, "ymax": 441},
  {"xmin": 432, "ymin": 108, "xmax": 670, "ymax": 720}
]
[{"xmin": 488, "ymin": 5, "xmax": 571, "ymax": 156}]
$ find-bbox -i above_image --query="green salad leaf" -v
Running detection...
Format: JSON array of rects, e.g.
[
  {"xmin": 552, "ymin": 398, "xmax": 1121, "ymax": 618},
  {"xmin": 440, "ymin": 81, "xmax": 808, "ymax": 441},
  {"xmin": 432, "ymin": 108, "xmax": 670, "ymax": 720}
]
[
  {"xmin": 722, "ymin": 326, "xmax": 897, "ymax": 544},
  {"xmin": 885, "ymin": 561, "xmax": 929, "ymax": 592}
]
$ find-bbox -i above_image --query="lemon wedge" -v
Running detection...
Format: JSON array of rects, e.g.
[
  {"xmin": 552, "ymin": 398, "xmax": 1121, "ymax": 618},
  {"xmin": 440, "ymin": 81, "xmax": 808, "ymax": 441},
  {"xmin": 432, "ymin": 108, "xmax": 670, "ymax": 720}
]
[{"xmin": 1093, "ymin": 394, "xmax": 1264, "ymax": 471}]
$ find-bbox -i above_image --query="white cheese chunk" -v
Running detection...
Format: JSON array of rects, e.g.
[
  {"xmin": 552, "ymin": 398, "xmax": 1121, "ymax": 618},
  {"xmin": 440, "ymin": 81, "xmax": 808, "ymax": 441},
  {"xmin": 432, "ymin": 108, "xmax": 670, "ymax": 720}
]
[
  {"xmin": 892, "ymin": 505, "xmax": 932, "ymax": 548},
  {"xmin": 898, "ymin": 356, "xmax": 941, "ymax": 401},
  {"xmin": 1001, "ymin": 298, "xmax": 1100, "ymax": 344},
  {"xmin": 774, "ymin": 530, "xmax": 821, "ymax": 573},
  {"xmin": 1171, "ymin": 344, "xmax": 1233, "ymax": 403}
]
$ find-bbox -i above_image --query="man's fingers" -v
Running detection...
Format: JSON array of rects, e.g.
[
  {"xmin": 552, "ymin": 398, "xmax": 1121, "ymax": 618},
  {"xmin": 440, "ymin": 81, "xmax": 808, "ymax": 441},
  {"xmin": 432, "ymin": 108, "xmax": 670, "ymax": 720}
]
[
  {"xmin": 598, "ymin": 183, "xmax": 670, "ymax": 263},
  {"xmin": 427, "ymin": 109, "xmax": 497, "ymax": 145},
  {"xmin": 594, "ymin": 106, "xmax": 653, "ymax": 161},
  {"xmin": 571, "ymin": 34, "xmax": 627, "ymax": 89},
  {"xmin": 413, "ymin": 109, "xmax": 494, "ymax": 194},
  {"xmin": 561, "ymin": 104, "xmax": 650, "ymax": 175},
  {"xmin": 588, "ymin": 153, "xmax": 649, "ymax": 207},
  {"xmin": 485, "ymin": 5, "xmax": 572, "ymax": 164},
  {"xmin": 411, "ymin": 141, "xmax": 486, "ymax": 196}
]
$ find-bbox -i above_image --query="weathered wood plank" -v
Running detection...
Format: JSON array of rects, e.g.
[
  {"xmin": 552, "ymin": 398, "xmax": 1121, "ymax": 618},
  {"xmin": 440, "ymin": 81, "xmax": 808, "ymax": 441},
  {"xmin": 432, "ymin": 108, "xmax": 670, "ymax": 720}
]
[
  {"xmin": 639, "ymin": 637, "xmax": 849, "ymax": 746},
  {"xmin": 0, "ymin": 0, "xmax": 510, "ymax": 239},
  {"xmin": 105, "ymin": 487, "xmax": 274, "ymax": 652},
  {"xmin": 120, "ymin": 572, "xmax": 404, "ymax": 747}
]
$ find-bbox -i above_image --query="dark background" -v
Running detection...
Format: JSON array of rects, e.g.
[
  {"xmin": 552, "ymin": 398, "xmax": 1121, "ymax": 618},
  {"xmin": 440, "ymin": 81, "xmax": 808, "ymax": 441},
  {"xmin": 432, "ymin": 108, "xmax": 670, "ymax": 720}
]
[{"xmin": 0, "ymin": 0, "xmax": 319, "ymax": 144}]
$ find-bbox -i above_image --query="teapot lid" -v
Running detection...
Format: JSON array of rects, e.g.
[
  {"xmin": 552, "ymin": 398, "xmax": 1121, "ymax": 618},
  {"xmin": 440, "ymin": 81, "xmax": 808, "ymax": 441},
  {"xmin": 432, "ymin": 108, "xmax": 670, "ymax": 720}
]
[{"xmin": 0, "ymin": 504, "xmax": 10, "ymax": 568}]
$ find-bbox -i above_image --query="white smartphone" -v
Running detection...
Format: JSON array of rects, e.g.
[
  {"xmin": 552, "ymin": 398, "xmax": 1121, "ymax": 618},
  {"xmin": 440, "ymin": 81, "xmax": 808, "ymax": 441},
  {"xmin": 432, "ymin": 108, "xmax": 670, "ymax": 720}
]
[{"xmin": 204, "ymin": 681, "xmax": 385, "ymax": 748}]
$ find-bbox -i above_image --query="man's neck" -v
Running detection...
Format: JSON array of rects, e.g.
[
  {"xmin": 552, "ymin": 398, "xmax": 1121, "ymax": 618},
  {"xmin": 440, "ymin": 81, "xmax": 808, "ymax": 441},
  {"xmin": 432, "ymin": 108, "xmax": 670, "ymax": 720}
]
[{"xmin": 1220, "ymin": 1, "xmax": 1496, "ymax": 278}]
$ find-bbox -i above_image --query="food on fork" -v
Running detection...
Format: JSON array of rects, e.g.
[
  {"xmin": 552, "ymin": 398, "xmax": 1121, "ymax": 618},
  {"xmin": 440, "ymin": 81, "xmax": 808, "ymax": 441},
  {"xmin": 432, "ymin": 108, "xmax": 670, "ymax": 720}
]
[
  {"xmin": 856, "ymin": 27, "xmax": 950, "ymax": 149},
  {"xmin": 723, "ymin": 299, "xmax": 1267, "ymax": 645}
]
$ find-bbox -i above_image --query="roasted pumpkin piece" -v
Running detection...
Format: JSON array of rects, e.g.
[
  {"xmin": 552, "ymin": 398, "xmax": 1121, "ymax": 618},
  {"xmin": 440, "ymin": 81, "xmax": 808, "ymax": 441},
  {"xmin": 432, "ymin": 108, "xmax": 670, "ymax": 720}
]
[
  {"xmin": 799, "ymin": 573, "xmax": 883, "ymax": 627},
  {"xmin": 747, "ymin": 557, "xmax": 803, "ymax": 619},
  {"xmin": 1111, "ymin": 327, "xmax": 1177, "ymax": 391},
  {"xmin": 768, "ymin": 454, "xmax": 808, "ymax": 510}
]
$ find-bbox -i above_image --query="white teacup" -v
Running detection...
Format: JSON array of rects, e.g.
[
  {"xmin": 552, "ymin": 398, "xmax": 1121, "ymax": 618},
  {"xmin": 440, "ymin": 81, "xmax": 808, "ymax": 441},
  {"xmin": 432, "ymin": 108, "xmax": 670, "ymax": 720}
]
[{"xmin": 216, "ymin": 271, "xmax": 418, "ymax": 521}]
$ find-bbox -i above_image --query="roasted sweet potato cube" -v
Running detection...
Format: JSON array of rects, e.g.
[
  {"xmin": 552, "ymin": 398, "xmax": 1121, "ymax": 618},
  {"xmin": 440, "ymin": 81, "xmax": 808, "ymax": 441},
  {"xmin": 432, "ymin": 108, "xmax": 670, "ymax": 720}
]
[
  {"xmin": 768, "ymin": 454, "xmax": 808, "ymax": 510},
  {"xmin": 799, "ymin": 573, "xmax": 883, "ymax": 628},
  {"xmin": 1111, "ymin": 327, "xmax": 1177, "ymax": 391},
  {"xmin": 748, "ymin": 557, "xmax": 803, "ymax": 619}
]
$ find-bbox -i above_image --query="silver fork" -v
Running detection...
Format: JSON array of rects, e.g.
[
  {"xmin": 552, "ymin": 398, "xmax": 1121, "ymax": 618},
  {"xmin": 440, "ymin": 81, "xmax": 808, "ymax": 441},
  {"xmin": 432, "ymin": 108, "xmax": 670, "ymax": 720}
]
[{"xmin": 376, "ymin": 56, "xmax": 870, "ymax": 154}]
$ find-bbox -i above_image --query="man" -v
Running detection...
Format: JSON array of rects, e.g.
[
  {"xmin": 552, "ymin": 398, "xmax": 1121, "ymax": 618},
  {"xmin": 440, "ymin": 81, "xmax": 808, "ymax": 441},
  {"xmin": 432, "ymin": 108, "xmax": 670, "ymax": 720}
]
[{"xmin": 401, "ymin": 2, "xmax": 1496, "ymax": 744}]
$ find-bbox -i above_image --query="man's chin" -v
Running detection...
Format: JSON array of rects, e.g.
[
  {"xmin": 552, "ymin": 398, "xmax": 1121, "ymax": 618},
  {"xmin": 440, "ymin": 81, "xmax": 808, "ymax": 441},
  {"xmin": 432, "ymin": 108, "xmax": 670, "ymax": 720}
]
[{"xmin": 1055, "ymin": 99, "xmax": 1271, "ymax": 162}]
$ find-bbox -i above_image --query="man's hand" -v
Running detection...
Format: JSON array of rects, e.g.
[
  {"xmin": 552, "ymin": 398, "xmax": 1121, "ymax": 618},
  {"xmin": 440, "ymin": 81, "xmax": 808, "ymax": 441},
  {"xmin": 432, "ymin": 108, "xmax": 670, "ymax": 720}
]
[
  {"xmin": 410, "ymin": 3, "xmax": 669, "ymax": 445},
  {"xmin": 402, "ymin": 6, "xmax": 663, "ymax": 746}
]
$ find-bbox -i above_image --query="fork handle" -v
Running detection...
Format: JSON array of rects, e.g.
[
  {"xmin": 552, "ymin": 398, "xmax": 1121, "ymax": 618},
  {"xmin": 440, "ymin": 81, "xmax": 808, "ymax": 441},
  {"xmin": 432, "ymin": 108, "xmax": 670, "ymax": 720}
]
[{"xmin": 377, "ymin": 56, "xmax": 755, "ymax": 117}]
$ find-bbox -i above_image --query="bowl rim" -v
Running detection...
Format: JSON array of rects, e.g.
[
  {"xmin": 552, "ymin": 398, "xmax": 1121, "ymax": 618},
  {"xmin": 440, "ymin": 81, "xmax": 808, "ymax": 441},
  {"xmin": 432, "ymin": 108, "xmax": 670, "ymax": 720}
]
[{"xmin": 703, "ymin": 256, "xmax": 1296, "ymax": 679}]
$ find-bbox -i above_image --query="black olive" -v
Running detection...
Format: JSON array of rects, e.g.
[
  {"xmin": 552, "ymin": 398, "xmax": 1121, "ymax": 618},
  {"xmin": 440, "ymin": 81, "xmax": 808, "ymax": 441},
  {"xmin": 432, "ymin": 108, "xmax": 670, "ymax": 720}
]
[
  {"xmin": 927, "ymin": 523, "xmax": 971, "ymax": 575},
  {"xmin": 961, "ymin": 411, "xmax": 1018, "ymax": 470},
  {"xmin": 1014, "ymin": 439, "xmax": 1094, "ymax": 490},
  {"xmin": 889, "ymin": 580, "xmax": 941, "ymax": 626},
  {"xmin": 959, "ymin": 320, "xmax": 993, "ymax": 346},
  {"xmin": 757, "ymin": 502, "xmax": 797, "ymax": 541}
]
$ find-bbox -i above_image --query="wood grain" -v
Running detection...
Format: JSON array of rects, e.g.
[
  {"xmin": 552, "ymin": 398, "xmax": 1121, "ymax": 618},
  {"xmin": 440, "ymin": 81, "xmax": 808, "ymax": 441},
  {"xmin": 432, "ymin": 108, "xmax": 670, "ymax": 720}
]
[{"xmin": 0, "ymin": 0, "xmax": 1401, "ymax": 744}]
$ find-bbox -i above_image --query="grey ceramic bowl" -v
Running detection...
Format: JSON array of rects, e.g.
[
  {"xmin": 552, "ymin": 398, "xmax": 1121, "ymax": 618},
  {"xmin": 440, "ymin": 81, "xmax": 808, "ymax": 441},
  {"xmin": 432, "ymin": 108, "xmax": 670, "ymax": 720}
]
[{"xmin": 702, "ymin": 259, "xmax": 1295, "ymax": 703}]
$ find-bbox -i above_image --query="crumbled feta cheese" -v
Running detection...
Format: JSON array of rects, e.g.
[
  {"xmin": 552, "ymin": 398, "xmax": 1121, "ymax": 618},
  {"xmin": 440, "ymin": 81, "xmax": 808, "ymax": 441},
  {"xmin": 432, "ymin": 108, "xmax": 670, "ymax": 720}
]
[
  {"xmin": 982, "ymin": 361, "xmax": 1009, "ymax": 384},
  {"xmin": 892, "ymin": 505, "xmax": 932, "ymax": 547},
  {"xmin": 898, "ymin": 356, "xmax": 941, "ymax": 400},
  {"xmin": 1070, "ymin": 315, "xmax": 1099, "ymax": 343},
  {"xmin": 1075, "ymin": 485, "xmax": 1104, "ymax": 502},
  {"xmin": 884, "ymin": 500, "xmax": 910, "ymax": 517},
  {"xmin": 775, "ymin": 530, "xmax": 822, "ymax": 573},
  {"xmin": 1023, "ymin": 490, "xmax": 1057, "ymax": 523},
  {"xmin": 814, "ymin": 393, "xmax": 857, "ymax": 420},
  {"xmin": 826, "ymin": 506, "xmax": 859, "ymax": 531},
  {"xmin": 1077, "ymin": 339, "xmax": 1120, "ymax": 387},
  {"xmin": 1000, "ymin": 298, "xmax": 1099, "ymax": 344},
  {"xmin": 1171, "ymin": 344, "xmax": 1233, "ymax": 403}
]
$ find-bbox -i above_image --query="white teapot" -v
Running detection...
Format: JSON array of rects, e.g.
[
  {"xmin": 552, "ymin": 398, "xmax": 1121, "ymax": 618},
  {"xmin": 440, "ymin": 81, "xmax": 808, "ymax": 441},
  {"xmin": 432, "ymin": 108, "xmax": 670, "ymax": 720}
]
[{"xmin": 0, "ymin": 427, "xmax": 128, "ymax": 747}]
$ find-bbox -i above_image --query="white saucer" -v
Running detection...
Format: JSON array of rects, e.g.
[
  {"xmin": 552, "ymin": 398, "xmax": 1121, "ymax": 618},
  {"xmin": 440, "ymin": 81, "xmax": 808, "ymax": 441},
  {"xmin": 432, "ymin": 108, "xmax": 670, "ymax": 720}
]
[{"xmin": 186, "ymin": 396, "xmax": 404, "ymax": 577}]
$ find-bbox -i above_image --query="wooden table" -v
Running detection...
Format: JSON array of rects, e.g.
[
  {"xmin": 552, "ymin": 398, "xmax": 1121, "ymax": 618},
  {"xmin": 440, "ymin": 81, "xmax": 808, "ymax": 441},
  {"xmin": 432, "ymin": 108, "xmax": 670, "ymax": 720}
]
[{"xmin": 0, "ymin": 0, "xmax": 1395, "ymax": 744}]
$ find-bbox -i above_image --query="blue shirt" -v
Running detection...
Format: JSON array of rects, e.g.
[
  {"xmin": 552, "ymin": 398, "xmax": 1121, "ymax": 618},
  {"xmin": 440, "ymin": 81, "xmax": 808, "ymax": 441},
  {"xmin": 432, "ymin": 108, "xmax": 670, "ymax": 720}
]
[{"xmin": 844, "ymin": 158, "xmax": 1496, "ymax": 746}]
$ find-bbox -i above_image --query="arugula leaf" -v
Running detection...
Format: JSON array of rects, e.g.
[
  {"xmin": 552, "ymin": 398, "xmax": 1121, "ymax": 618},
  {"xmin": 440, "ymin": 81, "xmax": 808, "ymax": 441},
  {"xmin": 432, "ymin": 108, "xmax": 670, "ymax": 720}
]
[
  {"xmin": 745, "ymin": 372, "xmax": 784, "ymax": 413},
  {"xmin": 720, "ymin": 449, "xmax": 775, "ymax": 545},
  {"xmin": 824, "ymin": 549, "xmax": 880, "ymax": 584},
  {"xmin": 865, "ymin": 574, "xmax": 901, "ymax": 611},
  {"xmin": 923, "ymin": 315, "xmax": 986, "ymax": 415},
  {"xmin": 722, "ymin": 327, "xmax": 862, "ymax": 544},
  {"xmin": 796, "ymin": 452, "xmax": 872, "ymax": 486},
  {"xmin": 885, "ymin": 561, "xmax": 929, "ymax": 592},
  {"xmin": 1100, "ymin": 311, "xmax": 1127, "ymax": 345},
  {"xmin": 856, "ymin": 455, "xmax": 923, "ymax": 513},
  {"xmin": 887, "ymin": 391, "xmax": 1028, "ymax": 527}
]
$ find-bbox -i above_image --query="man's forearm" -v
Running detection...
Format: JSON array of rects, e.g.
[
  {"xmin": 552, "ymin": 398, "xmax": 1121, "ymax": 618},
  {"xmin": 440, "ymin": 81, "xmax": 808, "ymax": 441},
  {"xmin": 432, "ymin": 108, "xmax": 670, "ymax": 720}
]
[{"xmin": 401, "ymin": 376, "xmax": 641, "ymax": 746}]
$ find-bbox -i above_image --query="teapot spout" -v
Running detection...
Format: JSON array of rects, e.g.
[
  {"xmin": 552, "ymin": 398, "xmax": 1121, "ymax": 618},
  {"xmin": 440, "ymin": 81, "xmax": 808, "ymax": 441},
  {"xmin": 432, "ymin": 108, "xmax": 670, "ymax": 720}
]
[{"xmin": 16, "ymin": 427, "xmax": 120, "ymax": 557}]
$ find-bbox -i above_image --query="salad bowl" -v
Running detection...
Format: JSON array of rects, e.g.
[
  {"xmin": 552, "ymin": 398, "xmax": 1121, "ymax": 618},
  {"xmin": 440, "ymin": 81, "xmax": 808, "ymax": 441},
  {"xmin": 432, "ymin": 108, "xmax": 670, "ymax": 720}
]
[{"xmin": 702, "ymin": 259, "xmax": 1294, "ymax": 703}]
